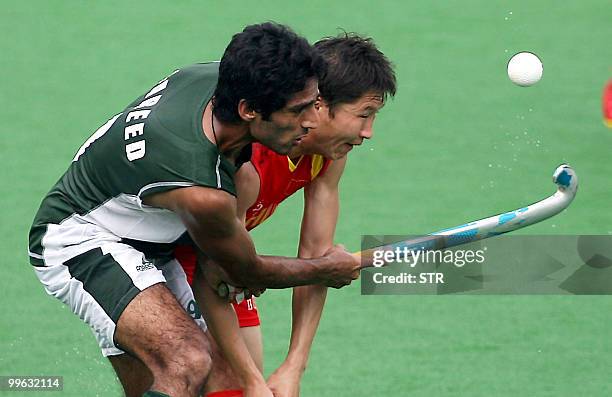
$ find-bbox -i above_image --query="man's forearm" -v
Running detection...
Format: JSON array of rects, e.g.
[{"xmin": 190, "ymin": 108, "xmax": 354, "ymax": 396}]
[
  {"xmin": 192, "ymin": 271, "xmax": 263, "ymax": 384},
  {"xmin": 283, "ymin": 284, "xmax": 328, "ymax": 372},
  {"xmin": 279, "ymin": 166, "xmax": 342, "ymax": 371},
  {"xmin": 230, "ymin": 254, "xmax": 330, "ymax": 289}
]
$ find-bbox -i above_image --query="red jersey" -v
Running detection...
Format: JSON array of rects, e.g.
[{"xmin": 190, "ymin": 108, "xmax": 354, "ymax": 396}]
[
  {"xmin": 245, "ymin": 142, "xmax": 332, "ymax": 230},
  {"xmin": 604, "ymin": 79, "xmax": 612, "ymax": 127}
]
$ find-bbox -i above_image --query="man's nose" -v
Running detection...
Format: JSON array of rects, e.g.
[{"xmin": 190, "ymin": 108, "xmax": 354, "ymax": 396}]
[
  {"xmin": 301, "ymin": 104, "xmax": 319, "ymax": 130},
  {"xmin": 360, "ymin": 118, "xmax": 374, "ymax": 139}
]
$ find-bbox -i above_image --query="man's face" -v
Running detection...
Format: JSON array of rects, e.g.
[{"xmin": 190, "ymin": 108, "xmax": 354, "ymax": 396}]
[
  {"xmin": 298, "ymin": 92, "xmax": 384, "ymax": 160},
  {"xmin": 250, "ymin": 78, "xmax": 319, "ymax": 155}
]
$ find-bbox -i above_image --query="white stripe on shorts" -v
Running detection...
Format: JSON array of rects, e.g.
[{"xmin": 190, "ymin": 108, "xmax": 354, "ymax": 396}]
[{"xmin": 34, "ymin": 264, "xmax": 123, "ymax": 357}]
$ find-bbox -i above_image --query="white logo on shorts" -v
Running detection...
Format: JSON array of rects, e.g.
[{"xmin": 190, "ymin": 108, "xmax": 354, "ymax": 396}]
[{"xmin": 136, "ymin": 258, "xmax": 155, "ymax": 272}]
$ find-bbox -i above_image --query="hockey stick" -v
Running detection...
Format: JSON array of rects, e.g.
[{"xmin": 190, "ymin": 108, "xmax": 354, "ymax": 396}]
[
  {"xmin": 218, "ymin": 164, "xmax": 578, "ymax": 297},
  {"xmin": 358, "ymin": 164, "xmax": 578, "ymax": 267}
]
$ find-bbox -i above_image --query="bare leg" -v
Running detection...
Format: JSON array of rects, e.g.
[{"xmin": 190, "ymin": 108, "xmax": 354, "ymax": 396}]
[
  {"xmin": 239, "ymin": 326, "xmax": 263, "ymax": 373},
  {"xmin": 109, "ymin": 353, "xmax": 152, "ymax": 397},
  {"xmin": 203, "ymin": 332, "xmax": 241, "ymax": 394},
  {"xmin": 114, "ymin": 283, "xmax": 211, "ymax": 397}
]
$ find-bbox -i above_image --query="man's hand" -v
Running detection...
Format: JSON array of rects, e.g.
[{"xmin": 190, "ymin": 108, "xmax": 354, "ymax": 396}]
[
  {"xmin": 267, "ymin": 363, "xmax": 302, "ymax": 397},
  {"xmin": 200, "ymin": 257, "xmax": 236, "ymax": 299},
  {"xmin": 216, "ymin": 282, "xmax": 247, "ymax": 304},
  {"xmin": 201, "ymin": 257, "xmax": 265, "ymax": 303},
  {"xmin": 320, "ymin": 244, "xmax": 361, "ymax": 288}
]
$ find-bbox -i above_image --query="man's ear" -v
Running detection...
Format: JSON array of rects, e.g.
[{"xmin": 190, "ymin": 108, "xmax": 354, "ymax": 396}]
[
  {"xmin": 315, "ymin": 95, "xmax": 323, "ymax": 110},
  {"xmin": 317, "ymin": 96, "xmax": 332, "ymax": 118},
  {"xmin": 238, "ymin": 99, "xmax": 257, "ymax": 122}
]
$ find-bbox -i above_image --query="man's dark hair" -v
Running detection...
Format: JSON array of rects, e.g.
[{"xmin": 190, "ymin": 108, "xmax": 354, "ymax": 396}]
[
  {"xmin": 314, "ymin": 33, "xmax": 396, "ymax": 113},
  {"xmin": 213, "ymin": 22, "xmax": 324, "ymax": 123}
]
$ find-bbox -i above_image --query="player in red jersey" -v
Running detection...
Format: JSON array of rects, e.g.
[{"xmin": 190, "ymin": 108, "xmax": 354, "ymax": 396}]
[
  {"xmin": 184, "ymin": 33, "xmax": 397, "ymax": 397},
  {"xmin": 603, "ymin": 79, "xmax": 612, "ymax": 128},
  {"xmin": 175, "ymin": 140, "xmax": 334, "ymax": 379}
]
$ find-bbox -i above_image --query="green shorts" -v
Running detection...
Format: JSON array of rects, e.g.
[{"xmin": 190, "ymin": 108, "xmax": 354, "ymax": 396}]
[{"xmin": 31, "ymin": 238, "xmax": 206, "ymax": 357}]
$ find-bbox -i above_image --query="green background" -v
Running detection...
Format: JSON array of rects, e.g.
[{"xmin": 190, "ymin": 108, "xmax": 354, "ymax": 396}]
[{"xmin": 2, "ymin": 1, "xmax": 611, "ymax": 395}]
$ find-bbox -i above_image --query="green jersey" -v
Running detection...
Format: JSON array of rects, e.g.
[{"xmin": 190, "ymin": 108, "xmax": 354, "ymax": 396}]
[{"xmin": 29, "ymin": 63, "xmax": 240, "ymax": 266}]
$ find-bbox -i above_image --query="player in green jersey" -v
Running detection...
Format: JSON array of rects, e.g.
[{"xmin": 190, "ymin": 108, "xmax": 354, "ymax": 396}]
[{"xmin": 28, "ymin": 22, "xmax": 360, "ymax": 397}]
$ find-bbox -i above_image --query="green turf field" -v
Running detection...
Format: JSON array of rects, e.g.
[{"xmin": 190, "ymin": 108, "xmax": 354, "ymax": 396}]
[{"xmin": 2, "ymin": 1, "xmax": 611, "ymax": 395}]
